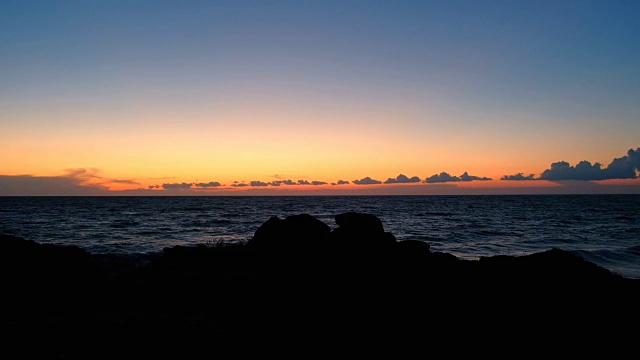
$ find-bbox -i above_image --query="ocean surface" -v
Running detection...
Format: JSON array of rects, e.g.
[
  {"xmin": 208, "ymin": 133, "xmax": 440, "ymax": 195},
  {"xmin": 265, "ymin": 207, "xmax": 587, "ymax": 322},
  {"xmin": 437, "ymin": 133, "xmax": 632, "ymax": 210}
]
[{"xmin": 1, "ymin": 195, "xmax": 639, "ymax": 279}]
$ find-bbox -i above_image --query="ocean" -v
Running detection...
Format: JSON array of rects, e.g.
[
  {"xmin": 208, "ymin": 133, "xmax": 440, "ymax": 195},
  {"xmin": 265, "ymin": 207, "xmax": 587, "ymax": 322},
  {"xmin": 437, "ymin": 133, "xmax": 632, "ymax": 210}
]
[{"xmin": 1, "ymin": 194, "xmax": 639, "ymax": 279}]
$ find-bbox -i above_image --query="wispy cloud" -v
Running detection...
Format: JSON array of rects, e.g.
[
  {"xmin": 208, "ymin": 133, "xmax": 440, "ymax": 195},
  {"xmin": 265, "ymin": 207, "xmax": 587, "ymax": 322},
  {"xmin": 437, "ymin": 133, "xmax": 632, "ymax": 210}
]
[{"xmin": 0, "ymin": 168, "xmax": 141, "ymax": 195}]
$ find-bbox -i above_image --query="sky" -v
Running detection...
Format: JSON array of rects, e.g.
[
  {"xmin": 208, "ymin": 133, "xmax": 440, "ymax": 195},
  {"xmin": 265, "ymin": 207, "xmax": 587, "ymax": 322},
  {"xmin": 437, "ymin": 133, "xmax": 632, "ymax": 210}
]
[{"xmin": 1, "ymin": 0, "xmax": 639, "ymax": 195}]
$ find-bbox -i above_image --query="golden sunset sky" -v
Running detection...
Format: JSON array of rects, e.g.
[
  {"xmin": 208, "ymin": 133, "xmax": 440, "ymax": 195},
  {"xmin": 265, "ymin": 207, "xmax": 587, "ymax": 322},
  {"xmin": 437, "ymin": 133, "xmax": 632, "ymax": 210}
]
[{"xmin": 1, "ymin": 1, "xmax": 639, "ymax": 195}]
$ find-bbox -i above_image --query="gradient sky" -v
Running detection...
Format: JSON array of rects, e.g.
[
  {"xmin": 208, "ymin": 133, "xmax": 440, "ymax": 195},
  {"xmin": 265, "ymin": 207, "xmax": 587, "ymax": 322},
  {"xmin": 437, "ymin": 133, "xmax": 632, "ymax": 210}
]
[{"xmin": 1, "ymin": 0, "xmax": 639, "ymax": 195}]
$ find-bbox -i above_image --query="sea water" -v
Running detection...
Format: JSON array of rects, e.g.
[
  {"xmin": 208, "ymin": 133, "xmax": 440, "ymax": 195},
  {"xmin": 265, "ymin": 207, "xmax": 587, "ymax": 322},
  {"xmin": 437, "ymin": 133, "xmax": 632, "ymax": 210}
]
[{"xmin": 1, "ymin": 194, "xmax": 639, "ymax": 279}]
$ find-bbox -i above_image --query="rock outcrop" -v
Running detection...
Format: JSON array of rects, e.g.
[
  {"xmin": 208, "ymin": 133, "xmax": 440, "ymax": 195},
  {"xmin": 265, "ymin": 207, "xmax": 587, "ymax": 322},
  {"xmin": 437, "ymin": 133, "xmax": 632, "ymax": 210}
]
[{"xmin": 1, "ymin": 212, "xmax": 638, "ymax": 357}]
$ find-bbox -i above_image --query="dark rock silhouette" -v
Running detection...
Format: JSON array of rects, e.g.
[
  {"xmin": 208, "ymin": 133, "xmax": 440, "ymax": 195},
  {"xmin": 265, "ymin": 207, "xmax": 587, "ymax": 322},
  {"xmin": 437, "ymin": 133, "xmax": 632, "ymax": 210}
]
[
  {"xmin": 2, "ymin": 212, "xmax": 639, "ymax": 357},
  {"xmin": 330, "ymin": 211, "xmax": 397, "ymax": 249},
  {"xmin": 248, "ymin": 213, "xmax": 331, "ymax": 251}
]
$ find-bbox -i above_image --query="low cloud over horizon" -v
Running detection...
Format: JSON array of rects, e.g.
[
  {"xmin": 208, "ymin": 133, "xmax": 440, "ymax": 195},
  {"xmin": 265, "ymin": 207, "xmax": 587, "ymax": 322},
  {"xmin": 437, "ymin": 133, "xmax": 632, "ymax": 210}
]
[
  {"xmin": 194, "ymin": 182, "xmax": 223, "ymax": 188},
  {"xmin": 424, "ymin": 172, "xmax": 492, "ymax": 183},
  {"xmin": 2, "ymin": 148, "xmax": 639, "ymax": 195},
  {"xmin": 500, "ymin": 173, "xmax": 536, "ymax": 181},
  {"xmin": 353, "ymin": 177, "xmax": 382, "ymax": 185},
  {"xmin": 384, "ymin": 174, "xmax": 421, "ymax": 184},
  {"xmin": 162, "ymin": 182, "xmax": 193, "ymax": 189},
  {"xmin": 331, "ymin": 180, "xmax": 350, "ymax": 185},
  {"xmin": 0, "ymin": 168, "xmax": 140, "ymax": 195},
  {"xmin": 502, "ymin": 148, "xmax": 640, "ymax": 181}
]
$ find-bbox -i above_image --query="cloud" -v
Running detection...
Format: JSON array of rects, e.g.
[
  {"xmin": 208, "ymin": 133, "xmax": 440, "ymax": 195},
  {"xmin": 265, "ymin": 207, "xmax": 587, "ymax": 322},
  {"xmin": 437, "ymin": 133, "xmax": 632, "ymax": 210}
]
[
  {"xmin": 230, "ymin": 182, "xmax": 249, "ymax": 187},
  {"xmin": 539, "ymin": 160, "xmax": 602, "ymax": 181},
  {"xmin": 0, "ymin": 174, "xmax": 107, "ymax": 195},
  {"xmin": 538, "ymin": 148, "xmax": 640, "ymax": 181},
  {"xmin": 59, "ymin": 169, "xmax": 141, "ymax": 189},
  {"xmin": 331, "ymin": 180, "xmax": 350, "ymax": 185},
  {"xmin": 424, "ymin": 172, "xmax": 460, "ymax": 183},
  {"xmin": 110, "ymin": 179, "xmax": 141, "ymax": 185},
  {"xmin": 0, "ymin": 168, "xmax": 146, "ymax": 195},
  {"xmin": 269, "ymin": 179, "xmax": 300, "ymax": 186},
  {"xmin": 63, "ymin": 168, "xmax": 101, "ymax": 180},
  {"xmin": 148, "ymin": 185, "xmax": 160, "ymax": 189},
  {"xmin": 384, "ymin": 174, "xmax": 421, "ymax": 184},
  {"xmin": 144, "ymin": 176, "xmax": 177, "ymax": 180},
  {"xmin": 250, "ymin": 181, "xmax": 269, "ymax": 187},
  {"xmin": 298, "ymin": 180, "xmax": 312, "ymax": 185},
  {"xmin": 162, "ymin": 182, "xmax": 193, "ymax": 189},
  {"xmin": 601, "ymin": 147, "xmax": 640, "ymax": 179},
  {"xmin": 353, "ymin": 176, "xmax": 382, "ymax": 185},
  {"xmin": 501, "ymin": 173, "xmax": 536, "ymax": 181},
  {"xmin": 459, "ymin": 172, "xmax": 492, "ymax": 181},
  {"xmin": 311, "ymin": 181, "xmax": 327, "ymax": 185},
  {"xmin": 194, "ymin": 181, "xmax": 222, "ymax": 188},
  {"xmin": 425, "ymin": 171, "xmax": 491, "ymax": 183}
]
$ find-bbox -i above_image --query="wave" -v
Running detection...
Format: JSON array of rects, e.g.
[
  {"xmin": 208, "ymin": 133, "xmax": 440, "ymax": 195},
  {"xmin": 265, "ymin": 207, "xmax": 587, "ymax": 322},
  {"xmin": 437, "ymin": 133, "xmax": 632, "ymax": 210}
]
[
  {"xmin": 628, "ymin": 245, "xmax": 640, "ymax": 254},
  {"xmin": 417, "ymin": 211, "xmax": 455, "ymax": 217},
  {"xmin": 109, "ymin": 220, "xmax": 140, "ymax": 228},
  {"xmin": 614, "ymin": 215, "xmax": 636, "ymax": 221}
]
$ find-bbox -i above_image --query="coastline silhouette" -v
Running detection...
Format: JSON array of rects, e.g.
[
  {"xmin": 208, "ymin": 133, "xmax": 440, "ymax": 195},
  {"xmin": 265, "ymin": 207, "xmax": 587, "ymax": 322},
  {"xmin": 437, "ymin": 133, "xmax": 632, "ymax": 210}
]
[{"xmin": 2, "ymin": 212, "xmax": 639, "ymax": 357}]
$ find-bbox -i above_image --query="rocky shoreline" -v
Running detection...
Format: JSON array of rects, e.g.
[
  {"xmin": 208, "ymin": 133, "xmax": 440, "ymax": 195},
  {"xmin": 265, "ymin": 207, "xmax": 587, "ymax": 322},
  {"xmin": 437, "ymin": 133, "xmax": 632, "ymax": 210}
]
[{"xmin": 3, "ymin": 212, "xmax": 639, "ymax": 357}]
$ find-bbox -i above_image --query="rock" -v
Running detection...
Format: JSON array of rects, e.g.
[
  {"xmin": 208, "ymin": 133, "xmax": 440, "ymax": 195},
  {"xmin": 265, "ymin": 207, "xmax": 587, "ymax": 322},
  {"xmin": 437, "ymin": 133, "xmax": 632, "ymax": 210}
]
[
  {"xmin": 247, "ymin": 213, "xmax": 331, "ymax": 251},
  {"xmin": 329, "ymin": 212, "xmax": 397, "ymax": 250},
  {"xmin": 2, "ymin": 213, "xmax": 640, "ymax": 356},
  {"xmin": 478, "ymin": 247, "xmax": 617, "ymax": 283}
]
